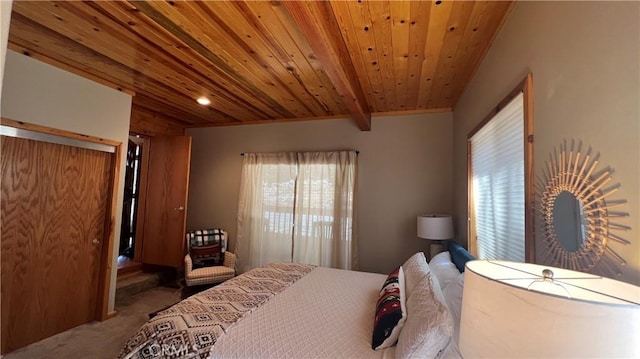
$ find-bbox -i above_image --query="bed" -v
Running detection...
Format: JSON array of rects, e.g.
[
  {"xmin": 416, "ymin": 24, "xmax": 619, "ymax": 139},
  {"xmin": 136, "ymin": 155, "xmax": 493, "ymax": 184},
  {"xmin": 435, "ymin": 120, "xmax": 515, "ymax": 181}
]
[{"xmin": 119, "ymin": 242, "xmax": 473, "ymax": 359}]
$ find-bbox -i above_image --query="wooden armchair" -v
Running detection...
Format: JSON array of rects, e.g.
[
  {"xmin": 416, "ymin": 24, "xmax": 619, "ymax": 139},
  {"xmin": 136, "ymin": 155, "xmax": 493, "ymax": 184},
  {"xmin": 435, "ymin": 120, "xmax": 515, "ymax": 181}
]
[{"xmin": 184, "ymin": 229, "xmax": 236, "ymax": 287}]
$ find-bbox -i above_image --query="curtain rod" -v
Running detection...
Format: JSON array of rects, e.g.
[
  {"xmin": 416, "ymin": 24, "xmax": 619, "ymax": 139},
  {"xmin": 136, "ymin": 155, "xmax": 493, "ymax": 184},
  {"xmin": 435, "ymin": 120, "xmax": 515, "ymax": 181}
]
[{"xmin": 241, "ymin": 150, "xmax": 359, "ymax": 156}]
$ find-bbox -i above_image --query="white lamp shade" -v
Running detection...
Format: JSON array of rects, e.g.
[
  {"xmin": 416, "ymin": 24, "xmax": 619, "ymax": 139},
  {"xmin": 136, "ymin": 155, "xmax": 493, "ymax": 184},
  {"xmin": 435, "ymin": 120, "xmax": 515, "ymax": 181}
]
[
  {"xmin": 417, "ymin": 214, "xmax": 454, "ymax": 240},
  {"xmin": 459, "ymin": 260, "xmax": 640, "ymax": 358}
]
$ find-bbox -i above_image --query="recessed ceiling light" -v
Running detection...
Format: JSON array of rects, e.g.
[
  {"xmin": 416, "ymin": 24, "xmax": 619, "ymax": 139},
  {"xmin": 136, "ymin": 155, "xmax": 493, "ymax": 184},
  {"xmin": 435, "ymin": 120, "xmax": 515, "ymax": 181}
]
[{"xmin": 197, "ymin": 97, "xmax": 211, "ymax": 106}]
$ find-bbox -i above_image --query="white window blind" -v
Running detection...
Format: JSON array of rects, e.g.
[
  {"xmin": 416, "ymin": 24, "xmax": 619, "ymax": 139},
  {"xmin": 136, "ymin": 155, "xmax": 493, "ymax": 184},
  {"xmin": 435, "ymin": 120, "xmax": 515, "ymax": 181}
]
[{"xmin": 470, "ymin": 92, "xmax": 524, "ymax": 261}]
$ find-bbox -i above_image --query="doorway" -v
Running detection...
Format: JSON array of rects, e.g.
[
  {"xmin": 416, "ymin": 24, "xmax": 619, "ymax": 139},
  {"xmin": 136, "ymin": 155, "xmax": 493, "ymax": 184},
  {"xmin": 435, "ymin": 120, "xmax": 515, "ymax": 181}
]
[{"xmin": 117, "ymin": 135, "xmax": 149, "ymax": 275}]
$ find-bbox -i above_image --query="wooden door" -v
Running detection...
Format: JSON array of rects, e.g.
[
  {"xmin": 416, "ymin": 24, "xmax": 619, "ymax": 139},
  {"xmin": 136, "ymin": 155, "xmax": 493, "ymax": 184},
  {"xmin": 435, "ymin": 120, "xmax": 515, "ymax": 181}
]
[
  {"xmin": 1, "ymin": 136, "xmax": 113, "ymax": 353},
  {"xmin": 141, "ymin": 136, "xmax": 191, "ymax": 267}
]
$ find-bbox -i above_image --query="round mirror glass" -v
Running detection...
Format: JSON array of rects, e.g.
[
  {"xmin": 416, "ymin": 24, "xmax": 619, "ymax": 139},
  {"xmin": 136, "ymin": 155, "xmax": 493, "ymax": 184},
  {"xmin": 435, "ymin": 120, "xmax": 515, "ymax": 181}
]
[{"xmin": 552, "ymin": 190, "xmax": 588, "ymax": 252}]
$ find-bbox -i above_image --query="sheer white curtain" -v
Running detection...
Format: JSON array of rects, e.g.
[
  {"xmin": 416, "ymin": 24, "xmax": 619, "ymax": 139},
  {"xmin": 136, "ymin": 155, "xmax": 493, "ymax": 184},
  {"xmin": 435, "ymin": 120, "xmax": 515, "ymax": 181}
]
[
  {"xmin": 236, "ymin": 153, "xmax": 297, "ymax": 273},
  {"xmin": 236, "ymin": 151, "xmax": 357, "ymax": 273},
  {"xmin": 293, "ymin": 151, "xmax": 357, "ymax": 269}
]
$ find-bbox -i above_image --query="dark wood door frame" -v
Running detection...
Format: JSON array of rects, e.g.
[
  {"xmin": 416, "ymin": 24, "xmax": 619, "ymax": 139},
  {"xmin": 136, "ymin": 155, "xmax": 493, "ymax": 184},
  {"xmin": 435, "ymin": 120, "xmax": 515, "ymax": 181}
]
[
  {"xmin": 131, "ymin": 135, "xmax": 150, "ymax": 266},
  {"xmin": 117, "ymin": 135, "xmax": 150, "ymax": 277},
  {"xmin": 1, "ymin": 118, "xmax": 122, "ymax": 321}
]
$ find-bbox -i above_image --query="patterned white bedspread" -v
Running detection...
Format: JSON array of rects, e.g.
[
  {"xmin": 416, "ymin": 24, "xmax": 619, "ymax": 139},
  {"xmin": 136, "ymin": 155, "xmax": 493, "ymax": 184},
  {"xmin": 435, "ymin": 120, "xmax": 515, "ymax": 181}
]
[
  {"xmin": 119, "ymin": 263, "xmax": 314, "ymax": 359},
  {"xmin": 208, "ymin": 266, "xmax": 393, "ymax": 359}
]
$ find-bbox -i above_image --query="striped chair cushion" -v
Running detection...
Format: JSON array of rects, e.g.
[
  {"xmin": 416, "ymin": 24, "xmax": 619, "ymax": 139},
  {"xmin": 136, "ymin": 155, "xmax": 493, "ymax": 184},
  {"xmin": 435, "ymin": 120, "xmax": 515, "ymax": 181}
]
[
  {"xmin": 184, "ymin": 251, "xmax": 236, "ymax": 287},
  {"xmin": 187, "ymin": 229, "xmax": 227, "ymax": 268},
  {"xmin": 186, "ymin": 266, "xmax": 235, "ymax": 286}
]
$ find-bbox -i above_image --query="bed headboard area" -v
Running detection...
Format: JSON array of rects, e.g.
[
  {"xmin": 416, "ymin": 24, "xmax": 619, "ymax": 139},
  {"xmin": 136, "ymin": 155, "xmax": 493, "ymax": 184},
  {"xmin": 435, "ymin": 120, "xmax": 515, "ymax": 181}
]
[{"xmin": 446, "ymin": 241, "xmax": 476, "ymax": 272}]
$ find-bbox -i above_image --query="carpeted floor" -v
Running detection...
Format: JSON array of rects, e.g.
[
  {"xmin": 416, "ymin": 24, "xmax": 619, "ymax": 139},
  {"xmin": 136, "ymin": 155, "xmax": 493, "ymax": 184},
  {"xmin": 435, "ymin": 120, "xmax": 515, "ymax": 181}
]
[{"xmin": 3, "ymin": 287, "xmax": 182, "ymax": 359}]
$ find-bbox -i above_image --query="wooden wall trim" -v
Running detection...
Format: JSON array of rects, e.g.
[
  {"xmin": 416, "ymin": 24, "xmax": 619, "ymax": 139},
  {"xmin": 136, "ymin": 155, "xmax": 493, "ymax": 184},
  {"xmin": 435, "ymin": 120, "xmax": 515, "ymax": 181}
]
[
  {"xmin": 1, "ymin": 118, "xmax": 121, "ymax": 322},
  {"xmin": 132, "ymin": 135, "xmax": 151, "ymax": 264},
  {"xmin": 1, "ymin": 118, "xmax": 121, "ymax": 147},
  {"xmin": 523, "ymin": 73, "xmax": 535, "ymax": 263},
  {"xmin": 183, "ymin": 107, "xmax": 453, "ymax": 129},
  {"xmin": 97, "ymin": 141, "xmax": 121, "ymax": 321},
  {"xmin": 372, "ymin": 107, "xmax": 452, "ymax": 118},
  {"xmin": 466, "ymin": 140, "xmax": 478, "ymax": 257}
]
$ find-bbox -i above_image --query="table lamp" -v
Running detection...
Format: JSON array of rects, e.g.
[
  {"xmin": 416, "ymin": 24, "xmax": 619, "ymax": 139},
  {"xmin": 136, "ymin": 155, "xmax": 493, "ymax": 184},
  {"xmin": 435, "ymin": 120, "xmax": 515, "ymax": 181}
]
[
  {"xmin": 417, "ymin": 214, "xmax": 454, "ymax": 259},
  {"xmin": 459, "ymin": 260, "xmax": 640, "ymax": 358}
]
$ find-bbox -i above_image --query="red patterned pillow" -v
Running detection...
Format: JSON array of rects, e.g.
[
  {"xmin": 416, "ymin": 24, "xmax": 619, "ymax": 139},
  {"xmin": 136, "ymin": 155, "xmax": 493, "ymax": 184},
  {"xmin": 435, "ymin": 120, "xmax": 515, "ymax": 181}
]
[
  {"xmin": 191, "ymin": 244, "xmax": 222, "ymax": 268},
  {"xmin": 372, "ymin": 266, "xmax": 407, "ymax": 350}
]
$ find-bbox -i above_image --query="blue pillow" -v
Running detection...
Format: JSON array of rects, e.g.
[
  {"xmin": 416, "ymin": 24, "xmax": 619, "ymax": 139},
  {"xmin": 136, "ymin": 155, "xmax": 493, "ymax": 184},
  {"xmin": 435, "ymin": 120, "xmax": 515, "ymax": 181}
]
[{"xmin": 447, "ymin": 241, "xmax": 475, "ymax": 273}]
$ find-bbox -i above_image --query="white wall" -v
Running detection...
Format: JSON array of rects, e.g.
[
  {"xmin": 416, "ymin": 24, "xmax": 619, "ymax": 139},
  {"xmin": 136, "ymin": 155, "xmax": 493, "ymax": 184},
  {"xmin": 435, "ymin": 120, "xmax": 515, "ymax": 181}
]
[
  {"xmin": 2, "ymin": 50, "xmax": 132, "ymax": 311},
  {"xmin": 453, "ymin": 2, "xmax": 640, "ymax": 284},
  {"xmin": 187, "ymin": 113, "xmax": 453, "ymax": 275},
  {"xmin": 0, "ymin": 0, "xmax": 12, "ymax": 99}
]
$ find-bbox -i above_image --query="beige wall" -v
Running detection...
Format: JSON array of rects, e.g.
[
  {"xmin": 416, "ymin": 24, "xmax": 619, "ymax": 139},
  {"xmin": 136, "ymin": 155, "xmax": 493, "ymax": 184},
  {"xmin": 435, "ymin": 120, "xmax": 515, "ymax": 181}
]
[
  {"xmin": 0, "ymin": 1, "xmax": 12, "ymax": 98},
  {"xmin": 453, "ymin": 2, "xmax": 640, "ymax": 284},
  {"xmin": 186, "ymin": 113, "xmax": 453, "ymax": 274},
  {"xmin": 1, "ymin": 50, "xmax": 133, "ymax": 311}
]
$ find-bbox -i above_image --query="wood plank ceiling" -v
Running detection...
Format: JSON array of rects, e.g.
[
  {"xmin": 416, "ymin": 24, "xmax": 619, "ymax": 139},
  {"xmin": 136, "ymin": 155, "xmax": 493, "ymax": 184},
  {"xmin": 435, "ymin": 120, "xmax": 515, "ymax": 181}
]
[{"xmin": 8, "ymin": 1, "xmax": 513, "ymax": 131}]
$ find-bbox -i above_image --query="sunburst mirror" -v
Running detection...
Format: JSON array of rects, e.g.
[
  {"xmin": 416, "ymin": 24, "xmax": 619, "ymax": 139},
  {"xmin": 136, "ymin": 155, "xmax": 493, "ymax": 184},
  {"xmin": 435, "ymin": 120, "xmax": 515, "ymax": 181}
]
[{"xmin": 537, "ymin": 142, "xmax": 630, "ymax": 276}]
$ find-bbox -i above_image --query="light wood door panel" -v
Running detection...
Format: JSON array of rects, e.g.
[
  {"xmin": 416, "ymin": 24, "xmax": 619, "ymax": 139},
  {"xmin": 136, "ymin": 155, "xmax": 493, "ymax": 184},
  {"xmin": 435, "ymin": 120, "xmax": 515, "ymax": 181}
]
[
  {"xmin": 142, "ymin": 136, "xmax": 191, "ymax": 267},
  {"xmin": 1, "ymin": 136, "xmax": 113, "ymax": 353}
]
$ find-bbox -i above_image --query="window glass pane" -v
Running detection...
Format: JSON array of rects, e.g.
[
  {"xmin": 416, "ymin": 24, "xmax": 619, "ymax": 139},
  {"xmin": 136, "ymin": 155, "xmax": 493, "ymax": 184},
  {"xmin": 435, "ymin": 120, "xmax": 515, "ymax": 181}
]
[
  {"xmin": 471, "ymin": 93, "xmax": 525, "ymax": 261},
  {"xmin": 261, "ymin": 163, "xmax": 296, "ymax": 234}
]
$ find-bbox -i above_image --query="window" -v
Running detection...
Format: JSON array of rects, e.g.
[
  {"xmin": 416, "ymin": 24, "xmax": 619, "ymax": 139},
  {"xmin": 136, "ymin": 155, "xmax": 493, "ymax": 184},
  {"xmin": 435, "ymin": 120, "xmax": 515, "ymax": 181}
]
[
  {"xmin": 468, "ymin": 74, "xmax": 534, "ymax": 262},
  {"xmin": 236, "ymin": 151, "xmax": 357, "ymax": 272}
]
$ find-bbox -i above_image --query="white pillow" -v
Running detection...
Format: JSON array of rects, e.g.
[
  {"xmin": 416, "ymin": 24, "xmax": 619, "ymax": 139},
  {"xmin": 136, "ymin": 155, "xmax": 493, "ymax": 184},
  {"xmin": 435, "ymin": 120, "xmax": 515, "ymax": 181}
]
[
  {"xmin": 401, "ymin": 252, "xmax": 430, "ymax": 300},
  {"xmin": 428, "ymin": 252, "xmax": 461, "ymax": 290},
  {"xmin": 442, "ymin": 272, "xmax": 465, "ymax": 348},
  {"xmin": 396, "ymin": 272, "xmax": 454, "ymax": 359}
]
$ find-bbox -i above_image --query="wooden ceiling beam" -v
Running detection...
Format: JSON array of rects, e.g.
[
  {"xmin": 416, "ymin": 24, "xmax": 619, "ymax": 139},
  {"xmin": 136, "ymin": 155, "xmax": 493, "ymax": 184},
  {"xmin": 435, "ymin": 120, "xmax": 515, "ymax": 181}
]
[
  {"xmin": 8, "ymin": 0, "xmax": 514, "ymax": 129},
  {"xmin": 283, "ymin": 1, "xmax": 371, "ymax": 131}
]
